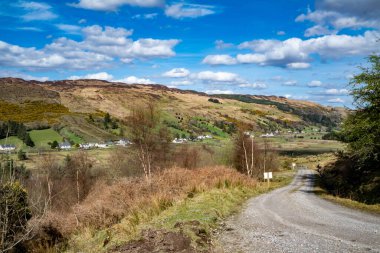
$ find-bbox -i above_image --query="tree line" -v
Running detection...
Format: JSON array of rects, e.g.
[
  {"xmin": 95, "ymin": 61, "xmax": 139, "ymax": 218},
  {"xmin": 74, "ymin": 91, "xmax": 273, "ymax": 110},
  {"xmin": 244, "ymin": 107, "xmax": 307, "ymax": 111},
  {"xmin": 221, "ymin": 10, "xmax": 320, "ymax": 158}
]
[{"xmin": 0, "ymin": 121, "xmax": 34, "ymax": 147}]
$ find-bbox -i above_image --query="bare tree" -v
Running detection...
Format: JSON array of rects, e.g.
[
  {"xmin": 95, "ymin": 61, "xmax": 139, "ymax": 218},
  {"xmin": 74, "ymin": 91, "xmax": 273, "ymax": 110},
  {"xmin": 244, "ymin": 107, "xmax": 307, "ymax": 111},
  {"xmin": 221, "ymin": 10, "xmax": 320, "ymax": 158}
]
[
  {"xmin": 234, "ymin": 130, "xmax": 279, "ymax": 179},
  {"xmin": 127, "ymin": 102, "xmax": 171, "ymax": 180}
]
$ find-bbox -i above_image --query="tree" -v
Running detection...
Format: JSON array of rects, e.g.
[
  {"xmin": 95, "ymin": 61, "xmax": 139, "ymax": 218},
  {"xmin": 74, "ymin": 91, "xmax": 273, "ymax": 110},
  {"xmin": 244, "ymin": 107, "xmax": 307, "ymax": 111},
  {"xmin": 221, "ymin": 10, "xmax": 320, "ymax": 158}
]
[
  {"xmin": 320, "ymin": 55, "xmax": 380, "ymax": 203},
  {"xmin": 128, "ymin": 102, "xmax": 171, "ymax": 180},
  {"xmin": 17, "ymin": 150, "xmax": 27, "ymax": 161},
  {"xmin": 341, "ymin": 55, "xmax": 380, "ymax": 166},
  {"xmin": 234, "ymin": 130, "xmax": 278, "ymax": 179}
]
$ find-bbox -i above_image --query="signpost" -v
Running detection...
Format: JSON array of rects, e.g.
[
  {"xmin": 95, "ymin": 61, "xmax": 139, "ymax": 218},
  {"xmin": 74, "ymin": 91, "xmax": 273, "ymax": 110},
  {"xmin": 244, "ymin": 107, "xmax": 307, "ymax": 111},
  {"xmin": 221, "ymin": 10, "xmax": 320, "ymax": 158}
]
[{"xmin": 264, "ymin": 172, "xmax": 273, "ymax": 187}]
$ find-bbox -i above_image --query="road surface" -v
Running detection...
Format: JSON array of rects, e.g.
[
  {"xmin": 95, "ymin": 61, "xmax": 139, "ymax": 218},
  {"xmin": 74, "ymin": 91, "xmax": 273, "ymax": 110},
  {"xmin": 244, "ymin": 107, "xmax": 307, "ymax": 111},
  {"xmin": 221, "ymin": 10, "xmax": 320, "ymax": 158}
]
[{"xmin": 218, "ymin": 169, "xmax": 380, "ymax": 253}]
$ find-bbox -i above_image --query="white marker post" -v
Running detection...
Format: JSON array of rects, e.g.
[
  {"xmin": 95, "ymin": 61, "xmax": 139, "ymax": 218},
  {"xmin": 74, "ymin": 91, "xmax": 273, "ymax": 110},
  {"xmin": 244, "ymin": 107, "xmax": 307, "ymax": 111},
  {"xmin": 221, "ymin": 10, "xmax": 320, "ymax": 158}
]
[
  {"xmin": 292, "ymin": 163, "xmax": 296, "ymax": 170},
  {"xmin": 264, "ymin": 172, "xmax": 273, "ymax": 187}
]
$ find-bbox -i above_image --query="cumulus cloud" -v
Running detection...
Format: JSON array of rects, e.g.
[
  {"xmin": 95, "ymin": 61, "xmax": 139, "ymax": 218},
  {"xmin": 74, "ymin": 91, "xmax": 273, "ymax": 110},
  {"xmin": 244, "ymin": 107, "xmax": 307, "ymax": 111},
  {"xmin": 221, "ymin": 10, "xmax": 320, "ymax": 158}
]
[
  {"xmin": 238, "ymin": 82, "xmax": 267, "ymax": 89},
  {"xmin": 328, "ymin": 98, "xmax": 344, "ymax": 103},
  {"xmin": 56, "ymin": 24, "xmax": 82, "ymax": 34},
  {"xmin": 205, "ymin": 89, "xmax": 234, "ymax": 95},
  {"xmin": 163, "ymin": 68, "xmax": 190, "ymax": 78},
  {"xmin": 296, "ymin": 0, "xmax": 380, "ymax": 35},
  {"xmin": 283, "ymin": 80, "xmax": 297, "ymax": 86},
  {"xmin": 0, "ymin": 25, "xmax": 180, "ymax": 70},
  {"xmin": 19, "ymin": 1, "xmax": 58, "ymax": 21},
  {"xmin": 70, "ymin": 0, "xmax": 164, "ymax": 11},
  {"xmin": 203, "ymin": 31, "xmax": 379, "ymax": 69},
  {"xmin": 194, "ymin": 71, "xmax": 242, "ymax": 83},
  {"xmin": 170, "ymin": 80, "xmax": 193, "ymax": 86},
  {"xmin": 308, "ymin": 80, "xmax": 323, "ymax": 87},
  {"xmin": 165, "ymin": 3, "xmax": 215, "ymax": 19},
  {"xmin": 68, "ymin": 72, "xmax": 114, "ymax": 80},
  {"xmin": 324, "ymin": 88, "xmax": 349, "ymax": 95},
  {"xmin": 115, "ymin": 76, "xmax": 154, "ymax": 84},
  {"xmin": 0, "ymin": 70, "xmax": 49, "ymax": 81},
  {"xmin": 215, "ymin": 40, "xmax": 233, "ymax": 49},
  {"xmin": 202, "ymin": 55, "xmax": 237, "ymax": 65},
  {"xmin": 277, "ymin": 31, "xmax": 286, "ymax": 36}
]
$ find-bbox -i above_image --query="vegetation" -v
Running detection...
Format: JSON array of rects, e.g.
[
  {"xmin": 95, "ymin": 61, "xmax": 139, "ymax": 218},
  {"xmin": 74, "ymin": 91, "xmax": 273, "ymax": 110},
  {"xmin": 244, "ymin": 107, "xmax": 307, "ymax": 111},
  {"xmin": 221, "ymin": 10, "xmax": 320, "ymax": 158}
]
[
  {"xmin": 29, "ymin": 129, "xmax": 63, "ymax": 149},
  {"xmin": 0, "ymin": 121, "xmax": 34, "ymax": 147},
  {"xmin": 0, "ymin": 100, "xmax": 69, "ymax": 123},
  {"xmin": 319, "ymin": 55, "xmax": 380, "ymax": 204}
]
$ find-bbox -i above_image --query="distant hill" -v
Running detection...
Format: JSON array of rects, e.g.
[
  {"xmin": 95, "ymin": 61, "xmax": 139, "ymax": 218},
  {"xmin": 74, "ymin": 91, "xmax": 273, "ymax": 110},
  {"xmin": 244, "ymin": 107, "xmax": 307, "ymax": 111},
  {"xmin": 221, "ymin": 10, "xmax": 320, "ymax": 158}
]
[{"xmin": 0, "ymin": 77, "xmax": 347, "ymax": 144}]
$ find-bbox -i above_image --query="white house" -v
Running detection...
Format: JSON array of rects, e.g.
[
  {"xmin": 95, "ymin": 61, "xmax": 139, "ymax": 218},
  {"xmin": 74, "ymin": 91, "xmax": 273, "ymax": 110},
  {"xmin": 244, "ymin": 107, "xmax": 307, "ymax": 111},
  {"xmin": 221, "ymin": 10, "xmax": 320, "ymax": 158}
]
[
  {"xmin": 261, "ymin": 133, "xmax": 275, "ymax": 138},
  {"xmin": 59, "ymin": 142, "xmax": 72, "ymax": 150},
  {"xmin": 115, "ymin": 139, "xmax": 131, "ymax": 147},
  {"xmin": 172, "ymin": 138, "xmax": 187, "ymax": 144},
  {"xmin": 0, "ymin": 144, "xmax": 16, "ymax": 152}
]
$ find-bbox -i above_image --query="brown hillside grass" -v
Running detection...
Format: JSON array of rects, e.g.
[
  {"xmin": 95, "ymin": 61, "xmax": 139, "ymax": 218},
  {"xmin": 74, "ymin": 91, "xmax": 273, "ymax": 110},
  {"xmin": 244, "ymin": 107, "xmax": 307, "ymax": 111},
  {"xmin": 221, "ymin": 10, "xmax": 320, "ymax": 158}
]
[{"xmin": 39, "ymin": 167, "xmax": 255, "ymax": 239}]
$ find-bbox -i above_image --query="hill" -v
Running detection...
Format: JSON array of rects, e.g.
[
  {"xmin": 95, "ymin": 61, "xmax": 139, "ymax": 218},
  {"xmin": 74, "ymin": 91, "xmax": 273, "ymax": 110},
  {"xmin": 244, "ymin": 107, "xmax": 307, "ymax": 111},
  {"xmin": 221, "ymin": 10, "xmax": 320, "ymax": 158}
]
[{"xmin": 0, "ymin": 77, "xmax": 346, "ymax": 144}]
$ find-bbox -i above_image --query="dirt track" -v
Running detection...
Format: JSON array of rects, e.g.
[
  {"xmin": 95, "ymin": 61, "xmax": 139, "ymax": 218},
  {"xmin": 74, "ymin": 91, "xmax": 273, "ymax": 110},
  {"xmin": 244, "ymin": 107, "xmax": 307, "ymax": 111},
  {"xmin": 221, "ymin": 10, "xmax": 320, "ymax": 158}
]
[{"xmin": 217, "ymin": 169, "xmax": 380, "ymax": 253}]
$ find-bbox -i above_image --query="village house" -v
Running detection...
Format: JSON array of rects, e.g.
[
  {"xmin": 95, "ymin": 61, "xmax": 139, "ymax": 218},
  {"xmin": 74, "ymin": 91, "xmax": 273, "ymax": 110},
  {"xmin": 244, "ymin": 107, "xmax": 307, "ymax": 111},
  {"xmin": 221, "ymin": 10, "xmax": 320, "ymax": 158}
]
[
  {"xmin": 115, "ymin": 139, "xmax": 131, "ymax": 147},
  {"xmin": 0, "ymin": 144, "xmax": 16, "ymax": 152},
  {"xmin": 59, "ymin": 142, "xmax": 72, "ymax": 150}
]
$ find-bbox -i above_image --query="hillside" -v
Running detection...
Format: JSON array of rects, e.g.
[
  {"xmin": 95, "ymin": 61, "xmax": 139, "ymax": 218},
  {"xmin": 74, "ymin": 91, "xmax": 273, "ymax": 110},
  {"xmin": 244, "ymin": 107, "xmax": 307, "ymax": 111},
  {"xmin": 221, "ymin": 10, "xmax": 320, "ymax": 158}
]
[{"xmin": 0, "ymin": 77, "xmax": 346, "ymax": 144}]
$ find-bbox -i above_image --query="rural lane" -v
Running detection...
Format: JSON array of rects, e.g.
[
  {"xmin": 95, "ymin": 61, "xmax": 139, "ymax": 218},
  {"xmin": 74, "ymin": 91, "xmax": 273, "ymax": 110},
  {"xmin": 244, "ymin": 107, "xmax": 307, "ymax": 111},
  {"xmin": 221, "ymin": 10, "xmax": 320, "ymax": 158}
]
[{"xmin": 217, "ymin": 169, "xmax": 380, "ymax": 253}]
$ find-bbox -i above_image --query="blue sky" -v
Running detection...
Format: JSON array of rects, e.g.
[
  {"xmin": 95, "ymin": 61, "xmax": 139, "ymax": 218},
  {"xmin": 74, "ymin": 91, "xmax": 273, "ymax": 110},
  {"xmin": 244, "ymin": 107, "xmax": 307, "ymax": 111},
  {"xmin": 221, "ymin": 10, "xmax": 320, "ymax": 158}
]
[{"xmin": 0, "ymin": 0, "xmax": 379, "ymax": 107}]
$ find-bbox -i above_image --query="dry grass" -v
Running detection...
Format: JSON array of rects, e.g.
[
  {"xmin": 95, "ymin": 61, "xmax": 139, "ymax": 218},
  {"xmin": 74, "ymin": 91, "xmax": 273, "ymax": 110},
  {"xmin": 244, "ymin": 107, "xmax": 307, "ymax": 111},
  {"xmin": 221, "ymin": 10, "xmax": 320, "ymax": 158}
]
[{"xmin": 36, "ymin": 167, "xmax": 256, "ymax": 250}]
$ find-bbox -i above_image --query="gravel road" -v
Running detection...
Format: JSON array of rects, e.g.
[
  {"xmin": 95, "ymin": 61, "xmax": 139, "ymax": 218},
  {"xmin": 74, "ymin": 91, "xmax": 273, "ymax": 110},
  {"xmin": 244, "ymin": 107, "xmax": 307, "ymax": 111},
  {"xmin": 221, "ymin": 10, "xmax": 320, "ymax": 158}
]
[{"xmin": 217, "ymin": 169, "xmax": 380, "ymax": 253}]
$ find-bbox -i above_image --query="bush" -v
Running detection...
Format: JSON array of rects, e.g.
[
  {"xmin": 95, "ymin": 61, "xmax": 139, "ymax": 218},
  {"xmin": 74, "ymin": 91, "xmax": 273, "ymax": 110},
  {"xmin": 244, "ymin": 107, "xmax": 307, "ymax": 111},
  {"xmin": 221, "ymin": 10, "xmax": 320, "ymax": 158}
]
[{"xmin": 0, "ymin": 182, "xmax": 32, "ymax": 251}]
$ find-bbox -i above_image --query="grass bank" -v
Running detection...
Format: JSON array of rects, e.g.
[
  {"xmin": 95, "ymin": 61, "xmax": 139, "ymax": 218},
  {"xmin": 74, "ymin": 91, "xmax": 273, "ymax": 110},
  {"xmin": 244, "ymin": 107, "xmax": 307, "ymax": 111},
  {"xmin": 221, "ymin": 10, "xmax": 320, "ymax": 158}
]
[
  {"xmin": 314, "ymin": 184, "xmax": 380, "ymax": 215},
  {"xmin": 49, "ymin": 168, "xmax": 294, "ymax": 253}
]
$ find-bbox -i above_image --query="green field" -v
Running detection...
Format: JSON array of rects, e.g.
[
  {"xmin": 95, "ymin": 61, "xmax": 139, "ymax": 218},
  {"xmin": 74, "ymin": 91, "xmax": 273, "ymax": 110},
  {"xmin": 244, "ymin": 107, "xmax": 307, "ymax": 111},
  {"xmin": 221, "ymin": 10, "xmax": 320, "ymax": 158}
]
[
  {"xmin": 60, "ymin": 128, "xmax": 84, "ymax": 144},
  {"xmin": 29, "ymin": 128, "xmax": 63, "ymax": 148}
]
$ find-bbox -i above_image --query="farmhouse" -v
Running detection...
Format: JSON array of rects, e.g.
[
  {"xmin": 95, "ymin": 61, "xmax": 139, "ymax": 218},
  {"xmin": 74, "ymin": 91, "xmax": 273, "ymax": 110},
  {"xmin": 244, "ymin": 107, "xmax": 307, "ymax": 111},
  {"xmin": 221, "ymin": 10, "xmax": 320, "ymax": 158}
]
[
  {"xmin": 115, "ymin": 139, "xmax": 131, "ymax": 146},
  {"xmin": 59, "ymin": 142, "xmax": 72, "ymax": 150},
  {"xmin": 0, "ymin": 144, "xmax": 16, "ymax": 152}
]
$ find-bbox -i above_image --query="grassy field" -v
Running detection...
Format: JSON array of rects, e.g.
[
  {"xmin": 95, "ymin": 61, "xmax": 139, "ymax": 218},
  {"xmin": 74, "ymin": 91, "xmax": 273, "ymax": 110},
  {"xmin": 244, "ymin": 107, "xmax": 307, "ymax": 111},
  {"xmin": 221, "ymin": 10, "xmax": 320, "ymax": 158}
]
[
  {"xmin": 60, "ymin": 127, "xmax": 84, "ymax": 144},
  {"xmin": 29, "ymin": 128, "xmax": 63, "ymax": 149},
  {"xmin": 0, "ymin": 136, "xmax": 26, "ymax": 149}
]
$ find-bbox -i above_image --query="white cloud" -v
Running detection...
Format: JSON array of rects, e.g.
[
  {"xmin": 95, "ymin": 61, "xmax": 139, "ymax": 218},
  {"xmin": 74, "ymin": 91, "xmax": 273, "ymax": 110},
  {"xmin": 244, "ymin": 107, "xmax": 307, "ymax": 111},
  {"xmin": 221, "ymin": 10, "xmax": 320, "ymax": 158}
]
[
  {"xmin": 304, "ymin": 25, "xmax": 335, "ymax": 37},
  {"xmin": 296, "ymin": 0, "xmax": 380, "ymax": 34},
  {"xmin": 56, "ymin": 24, "xmax": 82, "ymax": 34},
  {"xmin": 68, "ymin": 72, "xmax": 114, "ymax": 81},
  {"xmin": 0, "ymin": 70, "xmax": 49, "ymax": 81},
  {"xmin": 215, "ymin": 40, "xmax": 233, "ymax": 49},
  {"xmin": 115, "ymin": 76, "xmax": 154, "ymax": 84},
  {"xmin": 132, "ymin": 13, "xmax": 158, "ymax": 19},
  {"xmin": 165, "ymin": 3, "xmax": 215, "ymax": 19},
  {"xmin": 328, "ymin": 98, "xmax": 344, "ymax": 103},
  {"xmin": 324, "ymin": 88, "xmax": 349, "ymax": 95},
  {"xmin": 277, "ymin": 31, "xmax": 286, "ymax": 36},
  {"xmin": 205, "ymin": 89, "xmax": 234, "ymax": 95},
  {"xmin": 170, "ymin": 80, "xmax": 193, "ymax": 86},
  {"xmin": 202, "ymin": 55, "xmax": 237, "ymax": 65},
  {"xmin": 163, "ymin": 68, "xmax": 190, "ymax": 78},
  {"xmin": 284, "ymin": 94, "xmax": 292, "ymax": 98},
  {"xmin": 308, "ymin": 80, "xmax": 323, "ymax": 87},
  {"xmin": 19, "ymin": 1, "xmax": 58, "ymax": 21},
  {"xmin": 70, "ymin": 0, "xmax": 164, "ymax": 11},
  {"xmin": 287, "ymin": 62, "xmax": 311, "ymax": 69},
  {"xmin": 194, "ymin": 71, "xmax": 241, "ymax": 83},
  {"xmin": 205, "ymin": 31, "xmax": 379, "ymax": 68},
  {"xmin": 283, "ymin": 80, "xmax": 297, "ymax": 86},
  {"xmin": 0, "ymin": 25, "xmax": 180, "ymax": 70},
  {"xmin": 238, "ymin": 82, "xmax": 267, "ymax": 89}
]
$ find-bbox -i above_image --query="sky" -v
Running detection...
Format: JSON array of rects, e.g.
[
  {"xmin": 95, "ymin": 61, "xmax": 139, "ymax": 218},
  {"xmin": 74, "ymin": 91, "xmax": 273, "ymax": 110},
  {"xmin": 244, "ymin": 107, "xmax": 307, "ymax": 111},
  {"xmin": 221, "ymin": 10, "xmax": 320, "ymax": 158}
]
[{"xmin": 0, "ymin": 0, "xmax": 379, "ymax": 107}]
